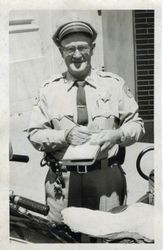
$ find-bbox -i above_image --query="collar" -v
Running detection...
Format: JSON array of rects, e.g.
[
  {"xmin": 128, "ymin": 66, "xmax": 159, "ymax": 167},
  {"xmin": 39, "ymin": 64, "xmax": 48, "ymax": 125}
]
[{"xmin": 64, "ymin": 68, "xmax": 97, "ymax": 91}]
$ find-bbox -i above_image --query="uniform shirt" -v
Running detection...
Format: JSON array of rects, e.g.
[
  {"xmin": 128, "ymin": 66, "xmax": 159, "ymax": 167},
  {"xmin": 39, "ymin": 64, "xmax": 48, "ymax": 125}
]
[{"xmin": 28, "ymin": 68, "xmax": 145, "ymax": 161}]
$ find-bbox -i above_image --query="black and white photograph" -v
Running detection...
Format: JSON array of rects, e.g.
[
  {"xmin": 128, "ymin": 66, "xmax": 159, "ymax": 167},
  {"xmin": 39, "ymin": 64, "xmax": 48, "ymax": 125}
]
[{"xmin": 5, "ymin": 7, "xmax": 161, "ymax": 247}]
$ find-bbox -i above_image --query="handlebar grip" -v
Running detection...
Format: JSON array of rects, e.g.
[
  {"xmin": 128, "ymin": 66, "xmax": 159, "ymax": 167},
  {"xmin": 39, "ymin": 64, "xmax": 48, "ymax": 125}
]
[
  {"xmin": 12, "ymin": 195, "xmax": 49, "ymax": 216},
  {"xmin": 10, "ymin": 154, "xmax": 29, "ymax": 163}
]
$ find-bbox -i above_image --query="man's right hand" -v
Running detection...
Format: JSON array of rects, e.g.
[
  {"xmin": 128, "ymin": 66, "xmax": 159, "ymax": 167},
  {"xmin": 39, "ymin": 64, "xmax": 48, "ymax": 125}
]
[{"xmin": 65, "ymin": 126, "xmax": 91, "ymax": 146}]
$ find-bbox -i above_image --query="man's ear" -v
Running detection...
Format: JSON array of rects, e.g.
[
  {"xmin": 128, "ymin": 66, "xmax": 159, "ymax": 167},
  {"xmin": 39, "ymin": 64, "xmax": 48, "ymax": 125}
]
[{"xmin": 91, "ymin": 43, "xmax": 96, "ymax": 55}]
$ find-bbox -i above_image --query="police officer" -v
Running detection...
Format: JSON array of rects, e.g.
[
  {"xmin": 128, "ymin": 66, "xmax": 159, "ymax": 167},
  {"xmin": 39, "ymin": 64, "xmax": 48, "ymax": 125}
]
[{"xmin": 28, "ymin": 21, "xmax": 145, "ymax": 223}]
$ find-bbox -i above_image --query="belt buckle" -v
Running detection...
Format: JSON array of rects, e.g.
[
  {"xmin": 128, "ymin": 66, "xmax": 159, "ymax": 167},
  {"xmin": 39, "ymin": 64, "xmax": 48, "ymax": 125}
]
[{"xmin": 77, "ymin": 165, "xmax": 87, "ymax": 174}]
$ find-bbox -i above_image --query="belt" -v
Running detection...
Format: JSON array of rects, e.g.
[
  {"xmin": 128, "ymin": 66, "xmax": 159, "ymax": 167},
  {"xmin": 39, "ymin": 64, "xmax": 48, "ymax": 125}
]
[
  {"xmin": 42, "ymin": 146, "xmax": 126, "ymax": 174},
  {"xmin": 67, "ymin": 156, "xmax": 121, "ymax": 174},
  {"xmin": 66, "ymin": 146, "xmax": 126, "ymax": 174}
]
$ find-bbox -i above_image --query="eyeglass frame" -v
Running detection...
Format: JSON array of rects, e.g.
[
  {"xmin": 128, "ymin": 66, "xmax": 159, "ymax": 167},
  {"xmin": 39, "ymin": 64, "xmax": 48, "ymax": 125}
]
[{"xmin": 60, "ymin": 44, "xmax": 93, "ymax": 55}]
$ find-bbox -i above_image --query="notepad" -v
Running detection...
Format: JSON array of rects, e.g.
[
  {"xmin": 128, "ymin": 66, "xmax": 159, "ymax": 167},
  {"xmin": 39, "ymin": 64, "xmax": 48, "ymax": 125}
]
[{"xmin": 62, "ymin": 140, "xmax": 100, "ymax": 166}]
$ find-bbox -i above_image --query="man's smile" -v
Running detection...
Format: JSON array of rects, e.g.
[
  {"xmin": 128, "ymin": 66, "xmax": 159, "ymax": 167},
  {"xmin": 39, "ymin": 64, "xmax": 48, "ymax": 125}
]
[{"xmin": 71, "ymin": 60, "xmax": 86, "ymax": 69}]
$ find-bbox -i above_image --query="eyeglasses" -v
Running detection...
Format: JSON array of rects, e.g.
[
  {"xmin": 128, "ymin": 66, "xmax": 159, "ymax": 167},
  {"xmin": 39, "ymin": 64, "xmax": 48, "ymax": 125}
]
[{"xmin": 61, "ymin": 45, "xmax": 91, "ymax": 55}]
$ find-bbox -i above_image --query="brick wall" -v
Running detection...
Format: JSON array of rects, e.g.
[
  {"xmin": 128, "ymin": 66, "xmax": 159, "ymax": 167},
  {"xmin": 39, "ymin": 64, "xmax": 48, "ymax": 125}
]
[{"xmin": 133, "ymin": 10, "xmax": 154, "ymax": 121}]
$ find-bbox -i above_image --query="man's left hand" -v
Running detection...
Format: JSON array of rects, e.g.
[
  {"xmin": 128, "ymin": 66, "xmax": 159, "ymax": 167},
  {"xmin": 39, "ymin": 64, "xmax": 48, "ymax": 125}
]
[{"xmin": 90, "ymin": 129, "xmax": 121, "ymax": 151}]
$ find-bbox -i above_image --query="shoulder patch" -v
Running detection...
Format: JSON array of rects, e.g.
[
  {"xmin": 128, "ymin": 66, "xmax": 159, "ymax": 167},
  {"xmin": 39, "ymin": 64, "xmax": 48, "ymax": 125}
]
[{"xmin": 123, "ymin": 84, "xmax": 133, "ymax": 98}]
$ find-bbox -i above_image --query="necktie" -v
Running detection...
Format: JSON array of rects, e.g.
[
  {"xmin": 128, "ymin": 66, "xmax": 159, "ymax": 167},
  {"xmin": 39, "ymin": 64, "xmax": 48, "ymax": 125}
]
[{"xmin": 76, "ymin": 81, "xmax": 88, "ymax": 125}]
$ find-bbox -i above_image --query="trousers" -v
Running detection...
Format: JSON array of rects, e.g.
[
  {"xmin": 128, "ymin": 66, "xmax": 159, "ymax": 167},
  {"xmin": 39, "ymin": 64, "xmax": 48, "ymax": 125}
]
[{"xmin": 45, "ymin": 164, "xmax": 127, "ymax": 222}]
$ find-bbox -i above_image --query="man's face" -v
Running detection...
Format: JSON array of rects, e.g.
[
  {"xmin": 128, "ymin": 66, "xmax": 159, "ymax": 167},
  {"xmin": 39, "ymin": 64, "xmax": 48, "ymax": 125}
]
[{"xmin": 60, "ymin": 33, "xmax": 95, "ymax": 79}]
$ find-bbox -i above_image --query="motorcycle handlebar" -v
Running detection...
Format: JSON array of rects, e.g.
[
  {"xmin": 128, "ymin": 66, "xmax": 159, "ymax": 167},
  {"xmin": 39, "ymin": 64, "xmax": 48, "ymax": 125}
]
[
  {"xmin": 10, "ymin": 193, "xmax": 49, "ymax": 216},
  {"xmin": 10, "ymin": 154, "xmax": 29, "ymax": 163}
]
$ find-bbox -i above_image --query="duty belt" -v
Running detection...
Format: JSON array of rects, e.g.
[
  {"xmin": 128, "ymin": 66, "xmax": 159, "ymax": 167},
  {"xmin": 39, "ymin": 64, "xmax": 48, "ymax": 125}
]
[
  {"xmin": 67, "ymin": 160, "xmax": 116, "ymax": 174},
  {"xmin": 41, "ymin": 146, "xmax": 126, "ymax": 174}
]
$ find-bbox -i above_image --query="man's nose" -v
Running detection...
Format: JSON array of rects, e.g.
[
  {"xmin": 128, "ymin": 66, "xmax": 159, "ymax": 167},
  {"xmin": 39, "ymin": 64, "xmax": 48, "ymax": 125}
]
[{"xmin": 73, "ymin": 48, "xmax": 82, "ymax": 58}]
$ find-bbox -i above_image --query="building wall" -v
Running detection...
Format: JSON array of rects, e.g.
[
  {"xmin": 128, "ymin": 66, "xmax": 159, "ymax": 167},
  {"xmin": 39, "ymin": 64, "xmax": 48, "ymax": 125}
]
[
  {"xmin": 133, "ymin": 10, "xmax": 154, "ymax": 143},
  {"xmin": 133, "ymin": 10, "xmax": 154, "ymax": 121},
  {"xmin": 101, "ymin": 10, "xmax": 135, "ymax": 95}
]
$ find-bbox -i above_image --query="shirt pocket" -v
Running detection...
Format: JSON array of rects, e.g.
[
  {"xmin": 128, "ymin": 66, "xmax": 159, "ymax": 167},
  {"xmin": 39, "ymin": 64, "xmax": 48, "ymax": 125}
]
[{"xmin": 91, "ymin": 98, "xmax": 120, "ymax": 130}]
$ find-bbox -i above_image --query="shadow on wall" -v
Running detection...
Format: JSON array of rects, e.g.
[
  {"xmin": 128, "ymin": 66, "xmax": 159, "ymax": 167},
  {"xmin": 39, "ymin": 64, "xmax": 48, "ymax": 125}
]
[{"xmin": 140, "ymin": 121, "xmax": 154, "ymax": 144}]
